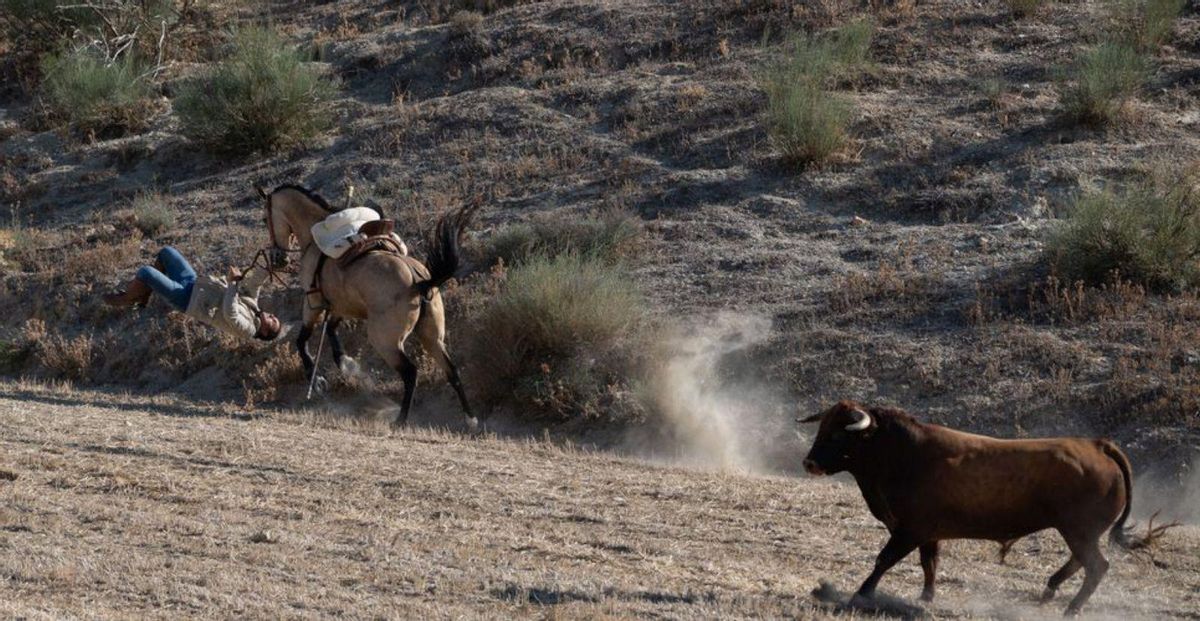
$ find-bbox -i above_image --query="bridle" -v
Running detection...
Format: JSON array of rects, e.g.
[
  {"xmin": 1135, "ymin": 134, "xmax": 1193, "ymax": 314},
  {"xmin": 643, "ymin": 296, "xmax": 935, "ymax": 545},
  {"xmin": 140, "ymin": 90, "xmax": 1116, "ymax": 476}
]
[{"xmin": 249, "ymin": 189, "xmax": 300, "ymax": 286}]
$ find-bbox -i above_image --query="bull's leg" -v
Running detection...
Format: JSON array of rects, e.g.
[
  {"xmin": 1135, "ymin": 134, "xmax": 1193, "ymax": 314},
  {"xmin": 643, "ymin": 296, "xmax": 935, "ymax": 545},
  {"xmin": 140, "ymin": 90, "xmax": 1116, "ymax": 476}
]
[
  {"xmin": 1040, "ymin": 556, "xmax": 1082, "ymax": 604},
  {"xmin": 853, "ymin": 533, "xmax": 919, "ymax": 602},
  {"xmin": 919, "ymin": 541, "xmax": 939, "ymax": 602},
  {"xmin": 1063, "ymin": 536, "xmax": 1109, "ymax": 617}
]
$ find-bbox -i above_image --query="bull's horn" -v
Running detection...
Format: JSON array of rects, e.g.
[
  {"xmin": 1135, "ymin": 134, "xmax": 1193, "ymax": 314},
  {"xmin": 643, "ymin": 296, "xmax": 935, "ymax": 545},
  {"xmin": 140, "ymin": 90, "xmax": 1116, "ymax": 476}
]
[{"xmin": 845, "ymin": 408, "xmax": 871, "ymax": 431}]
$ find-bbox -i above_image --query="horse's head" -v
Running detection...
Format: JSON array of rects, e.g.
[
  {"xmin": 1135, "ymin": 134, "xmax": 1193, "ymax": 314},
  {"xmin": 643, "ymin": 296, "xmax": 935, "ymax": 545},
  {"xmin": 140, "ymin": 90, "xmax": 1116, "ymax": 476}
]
[{"xmin": 256, "ymin": 185, "xmax": 294, "ymax": 268}]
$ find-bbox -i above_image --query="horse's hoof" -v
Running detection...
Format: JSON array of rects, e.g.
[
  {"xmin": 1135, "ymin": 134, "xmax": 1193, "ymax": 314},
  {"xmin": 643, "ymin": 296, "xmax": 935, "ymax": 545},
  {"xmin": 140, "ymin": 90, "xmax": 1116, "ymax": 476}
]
[
  {"xmin": 847, "ymin": 593, "xmax": 874, "ymax": 608},
  {"xmin": 465, "ymin": 417, "xmax": 481, "ymax": 434},
  {"xmin": 919, "ymin": 591, "xmax": 935, "ymax": 603},
  {"xmin": 314, "ymin": 376, "xmax": 329, "ymax": 395},
  {"xmin": 338, "ymin": 356, "xmax": 361, "ymax": 377}
]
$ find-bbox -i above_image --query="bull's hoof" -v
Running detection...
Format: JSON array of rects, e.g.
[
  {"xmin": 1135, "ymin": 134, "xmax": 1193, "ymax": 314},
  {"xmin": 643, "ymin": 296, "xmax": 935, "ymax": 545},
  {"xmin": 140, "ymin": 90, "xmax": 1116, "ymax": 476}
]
[
  {"xmin": 1038, "ymin": 589, "xmax": 1056, "ymax": 605},
  {"xmin": 919, "ymin": 590, "xmax": 935, "ymax": 603},
  {"xmin": 1063, "ymin": 605, "xmax": 1083, "ymax": 618},
  {"xmin": 465, "ymin": 416, "xmax": 481, "ymax": 434}
]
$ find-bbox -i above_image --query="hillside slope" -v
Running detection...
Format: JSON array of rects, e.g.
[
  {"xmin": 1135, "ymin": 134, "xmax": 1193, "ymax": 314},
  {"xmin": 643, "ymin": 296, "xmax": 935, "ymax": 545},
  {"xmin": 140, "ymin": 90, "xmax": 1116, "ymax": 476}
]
[
  {"xmin": 1, "ymin": 381, "xmax": 1198, "ymax": 619},
  {"xmin": 2, "ymin": 0, "xmax": 1200, "ymax": 502}
]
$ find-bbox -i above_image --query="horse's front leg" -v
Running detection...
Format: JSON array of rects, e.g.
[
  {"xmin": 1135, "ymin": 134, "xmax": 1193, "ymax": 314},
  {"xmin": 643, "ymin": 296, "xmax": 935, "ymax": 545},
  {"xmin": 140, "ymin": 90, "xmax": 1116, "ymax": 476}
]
[
  {"xmin": 296, "ymin": 312, "xmax": 329, "ymax": 394},
  {"xmin": 296, "ymin": 323, "xmax": 315, "ymax": 377},
  {"xmin": 326, "ymin": 317, "xmax": 360, "ymax": 376}
]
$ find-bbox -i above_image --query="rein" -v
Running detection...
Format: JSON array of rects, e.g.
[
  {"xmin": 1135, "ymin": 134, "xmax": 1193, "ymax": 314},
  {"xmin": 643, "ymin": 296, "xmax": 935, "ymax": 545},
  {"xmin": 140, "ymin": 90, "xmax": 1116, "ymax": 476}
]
[{"xmin": 245, "ymin": 248, "xmax": 295, "ymax": 287}]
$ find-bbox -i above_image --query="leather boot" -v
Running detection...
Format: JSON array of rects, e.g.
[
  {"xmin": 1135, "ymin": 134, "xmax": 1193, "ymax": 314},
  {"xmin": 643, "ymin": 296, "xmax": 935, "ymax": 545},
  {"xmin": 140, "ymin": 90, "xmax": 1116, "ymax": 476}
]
[{"xmin": 103, "ymin": 276, "xmax": 152, "ymax": 308}]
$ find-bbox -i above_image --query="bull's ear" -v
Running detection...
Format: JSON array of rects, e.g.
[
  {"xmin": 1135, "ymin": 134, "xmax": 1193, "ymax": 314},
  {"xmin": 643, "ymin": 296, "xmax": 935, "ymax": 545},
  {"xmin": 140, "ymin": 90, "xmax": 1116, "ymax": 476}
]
[{"xmin": 796, "ymin": 413, "xmax": 823, "ymax": 423}]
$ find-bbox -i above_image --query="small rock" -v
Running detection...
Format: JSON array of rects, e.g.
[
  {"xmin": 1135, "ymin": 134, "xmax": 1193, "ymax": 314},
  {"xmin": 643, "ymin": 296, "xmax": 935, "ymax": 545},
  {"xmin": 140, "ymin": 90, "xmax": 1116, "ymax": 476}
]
[
  {"xmin": 850, "ymin": 216, "xmax": 869, "ymax": 227},
  {"xmin": 249, "ymin": 530, "xmax": 278, "ymax": 544},
  {"xmin": 0, "ymin": 470, "xmax": 17, "ymax": 482}
]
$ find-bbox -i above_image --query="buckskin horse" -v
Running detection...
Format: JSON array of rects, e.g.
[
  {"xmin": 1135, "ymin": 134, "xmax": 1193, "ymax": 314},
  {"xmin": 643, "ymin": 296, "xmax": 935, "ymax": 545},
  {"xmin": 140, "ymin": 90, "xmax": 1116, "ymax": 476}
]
[{"xmin": 257, "ymin": 183, "xmax": 477, "ymax": 430}]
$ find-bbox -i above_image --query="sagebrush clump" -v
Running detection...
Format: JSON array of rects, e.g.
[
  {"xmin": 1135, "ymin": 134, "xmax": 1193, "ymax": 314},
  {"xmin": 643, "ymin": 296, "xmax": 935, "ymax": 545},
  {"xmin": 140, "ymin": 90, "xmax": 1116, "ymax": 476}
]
[
  {"xmin": 480, "ymin": 209, "xmax": 641, "ymax": 268},
  {"xmin": 461, "ymin": 253, "xmax": 650, "ymax": 421},
  {"xmin": 1059, "ymin": 40, "xmax": 1148, "ymax": 126},
  {"xmin": 1108, "ymin": 0, "xmax": 1185, "ymax": 50},
  {"xmin": 3, "ymin": 0, "xmax": 190, "ymax": 94},
  {"xmin": 175, "ymin": 27, "xmax": 336, "ymax": 154},
  {"xmin": 39, "ymin": 47, "xmax": 153, "ymax": 136},
  {"xmin": 760, "ymin": 19, "xmax": 873, "ymax": 168},
  {"xmin": 1049, "ymin": 172, "xmax": 1200, "ymax": 292},
  {"xmin": 131, "ymin": 193, "xmax": 176, "ymax": 237}
]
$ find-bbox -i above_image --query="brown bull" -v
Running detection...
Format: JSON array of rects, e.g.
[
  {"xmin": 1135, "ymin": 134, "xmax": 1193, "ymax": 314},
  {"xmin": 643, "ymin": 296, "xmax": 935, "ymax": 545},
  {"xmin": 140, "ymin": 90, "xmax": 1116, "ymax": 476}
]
[{"xmin": 800, "ymin": 400, "xmax": 1167, "ymax": 616}]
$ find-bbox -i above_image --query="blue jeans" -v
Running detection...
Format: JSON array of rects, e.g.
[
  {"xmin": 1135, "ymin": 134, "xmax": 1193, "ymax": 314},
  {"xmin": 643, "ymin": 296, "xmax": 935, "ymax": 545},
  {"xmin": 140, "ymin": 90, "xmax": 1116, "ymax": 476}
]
[{"xmin": 137, "ymin": 246, "xmax": 196, "ymax": 311}]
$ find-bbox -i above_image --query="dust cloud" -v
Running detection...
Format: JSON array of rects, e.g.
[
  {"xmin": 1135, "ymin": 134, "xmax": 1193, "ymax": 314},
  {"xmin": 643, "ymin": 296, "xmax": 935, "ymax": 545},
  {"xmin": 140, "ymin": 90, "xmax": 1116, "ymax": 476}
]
[
  {"xmin": 626, "ymin": 312, "xmax": 804, "ymax": 474},
  {"xmin": 1134, "ymin": 456, "xmax": 1200, "ymax": 525}
]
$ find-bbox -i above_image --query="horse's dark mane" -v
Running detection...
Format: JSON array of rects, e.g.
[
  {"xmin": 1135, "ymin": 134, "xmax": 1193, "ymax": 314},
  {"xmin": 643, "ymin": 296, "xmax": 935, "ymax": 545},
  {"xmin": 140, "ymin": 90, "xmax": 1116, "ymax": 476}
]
[{"xmin": 272, "ymin": 183, "xmax": 336, "ymax": 212}]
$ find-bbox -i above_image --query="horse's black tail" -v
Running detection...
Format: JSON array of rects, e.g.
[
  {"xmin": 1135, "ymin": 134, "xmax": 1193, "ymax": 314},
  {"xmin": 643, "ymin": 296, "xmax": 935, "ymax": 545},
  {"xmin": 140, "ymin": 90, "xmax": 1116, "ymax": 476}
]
[{"xmin": 416, "ymin": 203, "xmax": 479, "ymax": 298}]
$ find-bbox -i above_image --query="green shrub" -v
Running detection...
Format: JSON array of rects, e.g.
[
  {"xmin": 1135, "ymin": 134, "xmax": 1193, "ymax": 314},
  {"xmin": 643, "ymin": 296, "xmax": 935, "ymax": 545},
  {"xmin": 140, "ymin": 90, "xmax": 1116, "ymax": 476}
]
[
  {"xmin": 1108, "ymin": 0, "xmax": 1185, "ymax": 50},
  {"xmin": 768, "ymin": 19, "xmax": 874, "ymax": 88},
  {"xmin": 463, "ymin": 253, "xmax": 649, "ymax": 421},
  {"xmin": 1, "ymin": 0, "xmax": 98, "ymax": 47},
  {"xmin": 481, "ymin": 210, "xmax": 641, "ymax": 268},
  {"xmin": 1005, "ymin": 0, "xmax": 1046, "ymax": 18},
  {"xmin": 39, "ymin": 47, "xmax": 153, "ymax": 136},
  {"xmin": 826, "ymin": 18, "xmax": 874, "ymax": 72},
  {"xmin": 3, "ymin": 0, "xmax": 185, "ymax": 91},
  {"xmin": 763, "ymin": 79, "xmax": 852, "ymax": 167},
  {"xmin": 131, "ymin": 192, "xmax": 176, "ymax": 237},
  {"xmin": 1059, "ymin": 41, "xmax": 1149, "ymax": 126},
  {"xmin": 175, "ymin": 27, "xmax": 336, "ymax": 154},
  {"xmin": 1049, "ymin": 174, "xmax": 1200, "ymax": 291},
  {"xmin": 760, "ymin": 20, "xmax": 872, "ymax": 168}
]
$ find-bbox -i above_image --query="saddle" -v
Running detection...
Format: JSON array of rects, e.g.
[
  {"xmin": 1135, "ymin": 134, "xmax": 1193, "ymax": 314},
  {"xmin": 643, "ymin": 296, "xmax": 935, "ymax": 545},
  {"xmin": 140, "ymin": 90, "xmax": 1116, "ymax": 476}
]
[{"xmin": 336, "ymin": 233, "xmax": 406, "ymax": 270}]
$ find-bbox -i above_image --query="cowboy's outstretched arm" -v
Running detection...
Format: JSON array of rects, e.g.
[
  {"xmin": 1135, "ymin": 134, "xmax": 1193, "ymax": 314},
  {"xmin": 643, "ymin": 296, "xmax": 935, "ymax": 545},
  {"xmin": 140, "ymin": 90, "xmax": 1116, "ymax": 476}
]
[
  {"xmin": 238, "ymin": 266, "xmax": 268, "ymax": 301},
  {"xmin": 221, "ymin": 268, "xmax": 266, "ymax": 339}
]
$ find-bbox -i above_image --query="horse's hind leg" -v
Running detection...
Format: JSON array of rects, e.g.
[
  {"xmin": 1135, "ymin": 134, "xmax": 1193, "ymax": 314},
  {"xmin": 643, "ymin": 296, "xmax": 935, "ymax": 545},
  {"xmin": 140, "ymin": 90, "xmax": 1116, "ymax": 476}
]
[
  {"xmin": 415, "ymin": 294, "xmax": 478, "ymax": 429},
  {"xmin": 394, "ymin": 353, "xmax": 418, "ymax": 425},
  {"xmin": 368, "ymin": 319, "xmax": 417, "ymax": 426}
]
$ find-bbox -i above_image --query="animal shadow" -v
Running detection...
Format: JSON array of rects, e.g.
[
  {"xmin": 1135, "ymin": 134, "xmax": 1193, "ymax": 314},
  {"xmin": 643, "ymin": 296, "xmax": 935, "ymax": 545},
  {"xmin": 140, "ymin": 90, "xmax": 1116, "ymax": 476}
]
[{"xmin": 812, "ymin": 581, "xmax": 927, "ymax": 619}]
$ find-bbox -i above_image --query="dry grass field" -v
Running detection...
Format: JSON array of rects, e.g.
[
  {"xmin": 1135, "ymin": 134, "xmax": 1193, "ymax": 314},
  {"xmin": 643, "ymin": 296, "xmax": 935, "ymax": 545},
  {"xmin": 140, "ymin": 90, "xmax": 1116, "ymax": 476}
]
[{"xmin": 1, "ymin": 379, "xmax": 1198, "ymax": 619}]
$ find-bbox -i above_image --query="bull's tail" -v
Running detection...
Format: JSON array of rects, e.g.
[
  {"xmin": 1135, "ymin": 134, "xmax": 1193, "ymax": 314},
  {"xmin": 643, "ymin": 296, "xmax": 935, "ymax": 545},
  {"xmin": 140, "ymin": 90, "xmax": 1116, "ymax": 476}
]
[
  {"xmin": 416, "ymin": 203, "xmax": 479, "ymax": 299},
  {"xmin": 1101, "ymin": 440, "xmax": 1177, "ymax": 550}
]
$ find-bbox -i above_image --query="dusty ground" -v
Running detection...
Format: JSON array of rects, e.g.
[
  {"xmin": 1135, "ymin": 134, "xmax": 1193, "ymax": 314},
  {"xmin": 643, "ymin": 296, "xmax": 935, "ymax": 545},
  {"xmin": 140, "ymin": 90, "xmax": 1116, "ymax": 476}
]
[{"xmin": 1, "ymin": 380, "xmax": 1198, "ymax": 619}]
